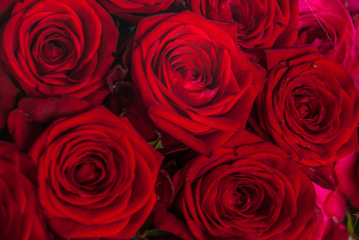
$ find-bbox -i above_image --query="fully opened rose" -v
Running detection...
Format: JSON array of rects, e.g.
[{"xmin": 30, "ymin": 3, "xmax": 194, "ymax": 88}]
[
  {"xmin": 154, "ymin": 131, "xmax": 316, "ymax": 240},
  {"xmin": 250, "ymin": 47, "xmax": 359, "ymax": 166},
  {"xmin": 29, "ymin": 106, "xmax": 163, "ymax": 239},
  {"xmin": 130, "ymin": 11, "xmax": 266, "ymax": 155},
  {"xmin": 1, "ymin": 0, "xmax": 118, "ymax": 99}
]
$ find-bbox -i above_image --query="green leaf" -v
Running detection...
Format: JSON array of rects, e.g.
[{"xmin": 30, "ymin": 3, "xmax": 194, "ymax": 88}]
[{"xmin": 148, "ymin": 131, "xmax": 164, "ymax": 150}]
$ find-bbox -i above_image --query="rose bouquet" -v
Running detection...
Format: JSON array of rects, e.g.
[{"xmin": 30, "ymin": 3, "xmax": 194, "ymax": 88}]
[{"xmin": 0, "ymin": 0, "xmax": 358, "ymax": 239}]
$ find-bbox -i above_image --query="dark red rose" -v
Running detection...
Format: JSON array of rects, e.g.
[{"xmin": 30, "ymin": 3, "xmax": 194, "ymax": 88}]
[
  {"xmin": 187, "ymin": 0, "xmax": 298, "ymax": 50},
  {"xmin": 0, "ymin": 141, "xmax": 48, "ymax": 240},
  {"xmin": 249, "ymin": 47, "xmax": 359, "ymax": 167},
  {"xmin": 153, "ymin": 131, "xmax": 316, "ymax": 240},
  {"xmin": 98, "ymin": 0, "xmax": 175, "ymax": 24},
  {"xmin": 0, "ymin": 64, "xmax": 19, "ymax": 129},
  {"xmin": 130, "ymin": 11, "xmax": 266, "ymax": 155},
  {"xmin": 1, "ymin": 0, "xmax": 118, "ymax": 99},
  {"xmin": 296, "ymin": 0, "xmax": 356, "ymax": 71},
  {"xmin": 334, "ymin": 146, "xmax": 359, "ymax": 209},
  {"xmin": 29, "ymin": 106, "xmax": 163, "ymax": 239}
]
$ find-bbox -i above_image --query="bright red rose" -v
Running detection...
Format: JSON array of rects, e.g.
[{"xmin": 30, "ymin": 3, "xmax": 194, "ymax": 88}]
[
  {"xmin": 0, "ymin": 141, "xmax": 48, "ymax": 240},
  {"xmin": 296, "ymin": 0, "xmax": 356, "ymax": 70},
  {"xmin": 29, "ymin": 106, "xmax": 163, "ymax": 239},
  {"xmin": 130, "ymin": 11, "xmax": 266, "ymax": 155},
  {"xmin": 187, "ymin": 0, "xmax": 298, "ymax": 50},
  {"xmin": 334, "ymin": 146, "xmax": 359, "ymax": 209},
  {"xmin": 249, "ymin": 47, "xmax": 359, "ymax": 167},
  {"xmin": 153, "ymin": 131, "xmax": 316, "ymax": 240},
  {"xmin": 1, "ymin": 0, "xmax": 118, "ymax": 99}
]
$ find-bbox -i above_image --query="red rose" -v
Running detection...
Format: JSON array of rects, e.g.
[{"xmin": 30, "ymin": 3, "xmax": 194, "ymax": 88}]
[
  {"xmin": 296, "ymin": 0, "xmax": 356, "ymax": 69},
  {"xmin": 0, "ymin": 141, "xmax": 48, "ymax": 240},
  {"xmin": 29, "ymin": 106, "xmax": 163, "ymax": 239},
  {"xmin": 334, "ymin": 146, "xmax": 359, "ymax": 209},
  {"xmin": 154, "ymin": 131, "xmax": 316, "ymax": 240},
  {"xmin": 249, "ymin": 47, "xmax": 359, "ymax": 167},
  {"xmin": 1, "ymin": 0, "xmax": 118, "ymax": 99},
  {"xmin": 187, "ymin": 0, "xmax": 298, "ymax": 50},
  {"xmin": 130, "ymin": 11, "xmax": 265, "ymax": 155}
]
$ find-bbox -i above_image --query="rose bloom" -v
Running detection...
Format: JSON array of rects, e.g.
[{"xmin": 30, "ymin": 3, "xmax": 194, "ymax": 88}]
[
  {"xmin": 187, "ymin": 0, "xmax": 298, "ymax": 50},
  {"xmin": 130, "ymin": 11, "xmax": 265, "ymax": 155},
  {"xmin": 29, "ymin": 106, "xmax": 163, "ymax": 239},
  {"xmin": 153, "ymin": 131, "xmax": 316, "ymax": 240},
  {"xmin": 1, "ymin": 0, "xmax": 118, "ymax": 99},
  {"xmin": 249, "ymin": 47, "xmax": 359, "ymax": 167},
  {"xmin": 334, "ymin": 146, "xmax": 359, "ymax": 209},
  {"xmin": 296, "ymin": 0, "xmax": 355, "ymax": 67},
  {"xmin": 0, "ymin": 141, "xmax": 48, "ymax": 240}
]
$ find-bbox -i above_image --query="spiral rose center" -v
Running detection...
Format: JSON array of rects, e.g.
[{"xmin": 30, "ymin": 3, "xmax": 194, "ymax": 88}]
[
  {"xmin": 163, "ymin": 42, "xmax": 221, "ymax": 107},
  {"xmin": 42, "ymin": 40, "xmax": 68, "ymax": 62},
  {"xmin": 294, "ymin": 95, "xmax": 317, "ymax": 119},
  {"xmin": 32, "ymin": 27, "xmax": 77, "ymax": 76},
  {"xmin": 290, "ymin": 86, "xmax": 324, "ymax": 131},
  {"xmin": 74, "ymin": 162, "xmax": 102, "ymax": 185}
]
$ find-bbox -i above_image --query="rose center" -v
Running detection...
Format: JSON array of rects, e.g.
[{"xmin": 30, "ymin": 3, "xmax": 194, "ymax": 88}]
[
  {"xmin": 43, "ymin": 40, "xmax": 67, "ymax": 61},
  {"xmin": 74, "ymin": 162, "xmax": 102, "ymax": 185}
]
